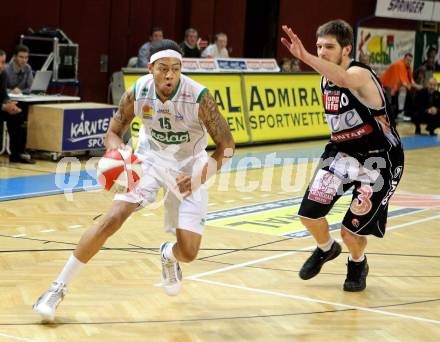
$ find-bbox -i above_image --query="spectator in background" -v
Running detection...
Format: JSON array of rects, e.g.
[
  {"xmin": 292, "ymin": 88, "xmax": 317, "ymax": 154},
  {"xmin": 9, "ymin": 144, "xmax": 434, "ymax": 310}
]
[
  {"xmin": 280, "ymin": 57, "xmax": 301, "ymax": 72},
  {"xmin": 380, "ymin": 53, "xmax": 422, "ymax": 121},
  {"xmin": 202, "ymin": 33, "xmax": 229, "ymax": 58},
  {"xmin": 0, "ymin": 49, "xmax": 35, "ymax": 164},
  {"xmin": 413, "ymin": 77, "xmax": 440, "ymax": 136},
  {"xmin": 180, "ymin": 28, "xmax": 201, "ymax": 58},
  {"xmin": 414, "ymin": 65, "xmax": 426, "ymax": 88},
  {"xmin": 414, "ymin": 46, "xmax": 438, "ymax": 89},
  {"xmin": 136, "ymin": 27, "xmax": 163, "ymax": 68},
  {"xmin": 5, "ymin": 44, "xmax": 33, "ymax": 94},
  {"xmin": 421, "ymin": 46, "xmax": 438, "ymax": 81},
  {"xmin": 358, "ymin": 51, "xmax": 370, "ymax": 65}
]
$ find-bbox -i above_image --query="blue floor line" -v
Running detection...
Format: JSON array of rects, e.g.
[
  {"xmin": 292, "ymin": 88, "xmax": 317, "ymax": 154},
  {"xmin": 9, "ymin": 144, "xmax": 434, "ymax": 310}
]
[{"xmin": 0, "ymin": 135, "xmax": 439, "ymax": 201}]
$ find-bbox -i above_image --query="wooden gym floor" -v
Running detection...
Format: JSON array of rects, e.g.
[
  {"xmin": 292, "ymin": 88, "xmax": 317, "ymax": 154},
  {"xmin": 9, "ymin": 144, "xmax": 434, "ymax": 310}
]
[{"xmin": 0, "ymin": 123, "xmax": 439, "ymax": 341}]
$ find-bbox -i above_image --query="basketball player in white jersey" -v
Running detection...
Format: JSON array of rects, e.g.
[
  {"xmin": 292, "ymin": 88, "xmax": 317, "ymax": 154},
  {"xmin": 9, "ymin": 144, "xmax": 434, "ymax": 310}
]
[{"xmin": 33, "ymin": 39, "xmax": 235, "ymax": 321}]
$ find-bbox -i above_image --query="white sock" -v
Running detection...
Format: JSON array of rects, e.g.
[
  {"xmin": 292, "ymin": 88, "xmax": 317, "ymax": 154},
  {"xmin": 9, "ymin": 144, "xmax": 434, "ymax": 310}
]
[
  {"xmin": 55, "ymin": 254, "xmax": 85, "ymax": 286},
  {"xmin": 318, "ymin": 238, "xmax": 334, "ymax": 252},
  {"xmin": 162, "ymin": 242, "xmax": 177, "ymax": 262},
  {"xmin": 398, "ymin": 92, "xmax": 406, "ymax": 111},
  {"xmin": 349, "ymin": 254, "xmax": 365, "ymax": 263}
]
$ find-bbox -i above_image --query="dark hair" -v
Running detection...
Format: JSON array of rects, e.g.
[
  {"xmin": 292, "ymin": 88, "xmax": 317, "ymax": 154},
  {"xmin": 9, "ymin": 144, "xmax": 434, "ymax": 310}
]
[
  {"xmin": 404, "ymin": 52, "xmax": 413, "ymax": 58},
  {"xmin": 148, "ymin": 39, "xmax": 182, "ymax": 63},
  {"xmin": 316, "ymin": 19, "xmax": 353, "ymax": 50},
  {"xmin": 184, "ymin": 28, "xmax": 198, "ymax": 37},
  {"xmin": 0, "ymin": 49, "xmax": 5, "ymax": 57},
  {"xmin": 150, "ymin": 27, "xmax": 163, "ymax": 36},
  {"xmin": 14, "ymin": 44, "xmax": 29, "ymax": 55},
  {"xmin": 427, "ymin": 46, "xmax": 438, "ymax": 55}
]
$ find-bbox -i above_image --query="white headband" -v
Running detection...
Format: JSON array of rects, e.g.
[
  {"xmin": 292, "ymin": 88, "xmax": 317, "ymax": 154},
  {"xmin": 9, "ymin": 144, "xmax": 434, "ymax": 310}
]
[{"xmin": 149, "ymin": 49, "xmax": 182, "ymax": 64}]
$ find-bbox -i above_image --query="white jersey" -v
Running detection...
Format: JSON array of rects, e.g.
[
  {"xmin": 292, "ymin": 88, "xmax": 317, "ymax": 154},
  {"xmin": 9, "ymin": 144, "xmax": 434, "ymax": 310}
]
[{"xmin": 133, "ymin": 74, "xmax": 209, "ymax": 174}]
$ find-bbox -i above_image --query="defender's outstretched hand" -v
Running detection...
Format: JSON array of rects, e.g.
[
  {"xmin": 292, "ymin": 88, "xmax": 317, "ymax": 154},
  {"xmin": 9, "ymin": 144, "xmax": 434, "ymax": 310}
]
[{"xmin": 281, "ymin": 25, "xmax": 309, "ymax": 62}]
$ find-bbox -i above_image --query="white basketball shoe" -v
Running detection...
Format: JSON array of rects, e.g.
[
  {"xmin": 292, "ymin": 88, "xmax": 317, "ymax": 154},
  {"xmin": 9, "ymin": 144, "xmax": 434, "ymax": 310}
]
[
  {"xmin": 33, "ymin": 281, "xmax": 67, "ymax": 322},
  {"xmin": 160, "ymin": 242, "xmax": 182, "ymax": 296}
]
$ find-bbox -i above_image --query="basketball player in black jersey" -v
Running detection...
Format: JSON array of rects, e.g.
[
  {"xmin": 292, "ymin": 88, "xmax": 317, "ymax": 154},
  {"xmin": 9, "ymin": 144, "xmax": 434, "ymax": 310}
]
[{"xmin": 281, "ymin": 20, "xmax": 404, "ymax": 291}]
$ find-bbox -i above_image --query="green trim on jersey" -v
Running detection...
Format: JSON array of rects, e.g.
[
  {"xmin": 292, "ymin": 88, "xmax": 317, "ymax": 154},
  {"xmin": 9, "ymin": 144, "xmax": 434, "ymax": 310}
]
[
  {"xmin": 196, "ymin": 88, "xmax": 208, "ymax": 103},
  {"xmin": 155, "ymin": 79, "xmax": 181, "ymax": 103},
  {"xmin": 133, "ymin": 81, "xmax": 137, "ymax": 101}
]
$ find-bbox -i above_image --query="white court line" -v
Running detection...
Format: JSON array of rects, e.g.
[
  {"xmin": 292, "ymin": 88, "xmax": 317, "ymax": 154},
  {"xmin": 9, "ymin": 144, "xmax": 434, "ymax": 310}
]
[
  {"xmin": 187, "ymin": 247, "xmax": 309, "ymax": 281},
  {"xmin": 193, "ymin": 278, "xmax": 440, "ymax": 325},
  {"xmin": 0, "ymin": 331, "xmax": 38, "ymax": 342},
  {"xmin": 187, "ymin": 213, "xmax": 440, "ymax": 280},
  {"xmin": 39, "ymin": 229, "xmax": 55, "ymax": 233}
]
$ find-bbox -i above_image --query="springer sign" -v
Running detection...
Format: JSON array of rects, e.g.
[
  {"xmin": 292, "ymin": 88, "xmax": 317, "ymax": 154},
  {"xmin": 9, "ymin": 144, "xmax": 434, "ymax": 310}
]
[{"xmin": 375, "ymin": 0, "xmax": 440, "ymax": 21}]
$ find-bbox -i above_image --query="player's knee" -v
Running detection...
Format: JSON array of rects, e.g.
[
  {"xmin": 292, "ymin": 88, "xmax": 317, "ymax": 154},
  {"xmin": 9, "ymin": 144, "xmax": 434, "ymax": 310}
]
[
  {"xmin": 299, "ymin": 216, "xmax": 313, "ymax": 227},
  {"xmin": 300, "ymin": 216, "xmax": 323, "ymax": 229},
  {"xmin": 341, "ymin": 227, "xmax": 355, "ymax": 244},
  {"xmin": 98, "ymin": 211, "xmax": 127, "ymax": 238}
]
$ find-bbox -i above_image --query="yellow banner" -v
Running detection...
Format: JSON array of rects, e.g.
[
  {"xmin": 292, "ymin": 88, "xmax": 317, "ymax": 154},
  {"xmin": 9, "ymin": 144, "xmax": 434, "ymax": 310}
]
[
  {"xmin": 434, "ymin": 72, "xmax": 440, "ymax": 85},
  {"xmin": 190, "ymin": 74, "xmax": 250, "ymax": 145},
  {"xmin": 243, "ymin": 74, "xmax": 330, "ymax": 141}
]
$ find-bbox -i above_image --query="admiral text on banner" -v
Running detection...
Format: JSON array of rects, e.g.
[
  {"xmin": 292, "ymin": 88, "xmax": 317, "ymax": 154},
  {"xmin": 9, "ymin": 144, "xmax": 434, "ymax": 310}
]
[{"xmin": 243, "ymin": 74, "xmax": 328, "ymax": 142}]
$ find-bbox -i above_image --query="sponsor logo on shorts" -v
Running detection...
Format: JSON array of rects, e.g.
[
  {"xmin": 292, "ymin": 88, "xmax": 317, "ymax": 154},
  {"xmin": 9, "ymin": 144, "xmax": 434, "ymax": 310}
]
[
  {"xmin": 175, "ymin": 112, "xmax": 184, "ymax": 120},
  {"xmin": 394, "ymin": 165, "xmax": 403, "ymax": 178},
  {"xmin": 351, "ymin": 218, "xmax": 360, "ymax": 228},
  {"xmin": 381, "ymin": 165, "xmax": 403, "ymax": 205},
  {"xmin": 308, "ymin": 170, "xmax": 342, "ymax": 204},
  {"xmin": 151, "ymin": 128, "xmax": 190, "ymax": 144}
]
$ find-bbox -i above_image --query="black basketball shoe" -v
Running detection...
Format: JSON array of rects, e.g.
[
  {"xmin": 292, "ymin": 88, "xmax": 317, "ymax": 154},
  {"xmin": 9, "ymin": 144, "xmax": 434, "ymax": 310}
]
[
  {"xmin": 299, "ymin": 241, "xmax": 342, "ymax": 280},
  {"xmin": 343, "ymin": 257, "xmax": 369, "ymax": 292}
]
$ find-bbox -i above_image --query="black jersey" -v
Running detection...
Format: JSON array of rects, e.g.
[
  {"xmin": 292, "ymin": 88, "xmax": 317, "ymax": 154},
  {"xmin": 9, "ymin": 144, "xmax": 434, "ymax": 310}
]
[{"xmin": 322, "ymin": 60, "xmax": 402, "ymax": 155}]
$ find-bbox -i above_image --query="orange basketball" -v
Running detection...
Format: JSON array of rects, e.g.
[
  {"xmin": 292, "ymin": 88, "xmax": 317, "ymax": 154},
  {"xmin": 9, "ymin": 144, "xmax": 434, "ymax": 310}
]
[{"xmin": 97, "ymin": 149, "xmax": 142, "ymax": 193}]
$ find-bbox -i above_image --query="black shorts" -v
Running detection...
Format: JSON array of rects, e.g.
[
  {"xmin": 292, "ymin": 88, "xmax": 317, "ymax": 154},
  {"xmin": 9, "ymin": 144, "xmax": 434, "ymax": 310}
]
[{"xmin": 298, "ymin": 144, "xmax": 404, "ymax": 238}]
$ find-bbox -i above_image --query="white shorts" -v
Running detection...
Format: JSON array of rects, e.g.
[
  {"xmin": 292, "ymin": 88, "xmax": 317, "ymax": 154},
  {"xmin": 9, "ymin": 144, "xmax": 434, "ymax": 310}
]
[{"xmin": 114, "ymin": 160, "xmax": 208, "ymax": 236}]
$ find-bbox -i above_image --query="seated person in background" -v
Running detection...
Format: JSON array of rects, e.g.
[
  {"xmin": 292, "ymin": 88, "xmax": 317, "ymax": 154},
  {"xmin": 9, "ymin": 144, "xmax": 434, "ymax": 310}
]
[
  {"xmin": 180, "ymin": 28, "xmax": 201, "ymax": 58},
  {"xmin": 136, "ymin": 27, "xmax": 163, "ymax": 68},
  {"xmin": 201, "ymin": 33, "xmax": 229, "ymax": 58},
  {"xmin": 380, "ymin": 53, "xmax": 422, "ymax": 121},
  {"xmin": 5, "ymin": 44, "xmax": 33, "ymax": 94},
  {"xmin": 413, "ymin": 46, "xmax": 438, "ymax": 90},
  {"xmin": 413, "ymin": 77, "xmax": 440, "ymax": 136},
  {"xmin": 414, "ymin": 65, "xmax": 426, "ymax": 88},
  {"xmin": 0, "ymin": 49, "xmax": 35, "ymax": 164},
  {"xmin": 420, "ymin": 46, "xmax": 438, "ymax": 81},
  {"xmin": 358, "ymin": 51, "xmax": 370, "ymax": 65},
  {"xmin": 280, "ymin": 57, "xmax": 301, "ymax": 72}
]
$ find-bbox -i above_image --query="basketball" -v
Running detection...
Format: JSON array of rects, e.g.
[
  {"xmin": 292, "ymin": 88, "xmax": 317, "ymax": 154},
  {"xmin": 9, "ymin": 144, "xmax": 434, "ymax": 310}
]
[{"xmin": 97, "ymin": 149, "xmax": 142, "ymax": 193}]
